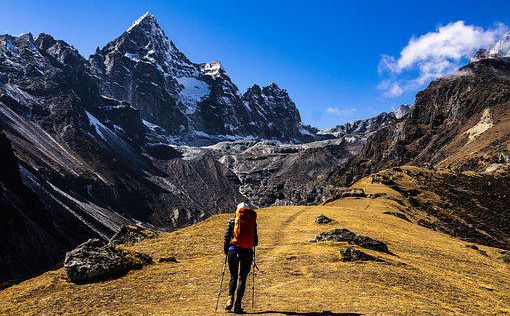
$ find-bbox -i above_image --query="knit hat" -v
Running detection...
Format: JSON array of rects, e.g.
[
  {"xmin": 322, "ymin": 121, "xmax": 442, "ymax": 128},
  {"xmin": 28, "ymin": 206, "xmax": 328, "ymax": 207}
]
[{"xmin": 236, "ymin": 202, "xmax": 249, "ymax": 211}]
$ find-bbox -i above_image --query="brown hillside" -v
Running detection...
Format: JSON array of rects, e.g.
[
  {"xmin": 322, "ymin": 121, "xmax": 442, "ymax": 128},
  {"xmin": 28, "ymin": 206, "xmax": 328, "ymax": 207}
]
[{"xmin": 1, "ymin": 167, "xmax": 509, "ymax": 315}]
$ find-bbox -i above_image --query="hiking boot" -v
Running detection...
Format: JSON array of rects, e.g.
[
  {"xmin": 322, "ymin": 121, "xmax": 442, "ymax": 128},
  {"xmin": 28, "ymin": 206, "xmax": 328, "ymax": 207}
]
[
  {"xmin": 225, "ymin": 295, "xmax": 234, "ymax": 311},
  {"xmin": 233, "ymin": 304, "xmax": 244, "ymax": 314}
]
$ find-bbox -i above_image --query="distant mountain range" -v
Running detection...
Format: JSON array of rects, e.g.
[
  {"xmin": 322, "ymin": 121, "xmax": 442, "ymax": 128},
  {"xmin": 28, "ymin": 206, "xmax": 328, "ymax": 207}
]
[{"xmin": 318, "ymin": 104, "xmax": 411, "ymax": 139}]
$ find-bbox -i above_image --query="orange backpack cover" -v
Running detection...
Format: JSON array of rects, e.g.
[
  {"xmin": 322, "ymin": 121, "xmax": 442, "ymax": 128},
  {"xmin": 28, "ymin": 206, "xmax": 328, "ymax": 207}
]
[{"xmin": 231, "ymin": 207, "xmax": 257, "ymax": 249}]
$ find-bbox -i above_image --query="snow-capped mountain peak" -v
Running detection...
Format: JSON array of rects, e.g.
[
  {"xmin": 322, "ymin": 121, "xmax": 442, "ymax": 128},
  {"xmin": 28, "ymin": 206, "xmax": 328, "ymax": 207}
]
[
  {"xmin": 470, "ymin": 31, "xmax": 510, "ymax": 62},
  {"xmin": 488, "ymin": 31, "xmax": 510, "ymax": 58},
  {"xmin": 394, "ymin": 104, "xmax": 411, "ymax": 119},
  {"xmin": 87, "ymin": 13, "xmax": 322, "ymax": 144},
  {"xmin": 127, "ymin": 12, "xmax": 155, "ymax": 32}
]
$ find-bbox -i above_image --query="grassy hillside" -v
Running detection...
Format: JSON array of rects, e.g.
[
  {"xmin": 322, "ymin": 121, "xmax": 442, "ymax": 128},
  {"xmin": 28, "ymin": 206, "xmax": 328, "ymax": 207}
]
[{"xmin": 1, "ymin": 168, "xmax": 509, "ymax": 315}]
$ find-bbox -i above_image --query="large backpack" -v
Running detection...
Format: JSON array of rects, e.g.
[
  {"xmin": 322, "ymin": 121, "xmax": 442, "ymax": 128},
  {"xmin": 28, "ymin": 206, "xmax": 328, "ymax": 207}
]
[{"xmin": 231, "ymin": 207, "xmax": 257, "ymax": 249}]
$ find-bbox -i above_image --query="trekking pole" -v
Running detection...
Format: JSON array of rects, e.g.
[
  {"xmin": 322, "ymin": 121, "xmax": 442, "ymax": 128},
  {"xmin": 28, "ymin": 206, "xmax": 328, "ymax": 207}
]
[
  {"xmin": 252, "ymin": 247, "xmax": 256, "ymax": 308},
  {"xmin": 214, "ymin": 254, "xmax": 228, "ymax": 312}
]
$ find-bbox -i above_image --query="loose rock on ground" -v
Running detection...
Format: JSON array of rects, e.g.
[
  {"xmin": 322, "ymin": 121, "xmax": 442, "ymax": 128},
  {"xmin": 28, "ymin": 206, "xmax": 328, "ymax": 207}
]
[{"xmin": 310, "ymin": 228, "xmax": 392, "ymax": 254}]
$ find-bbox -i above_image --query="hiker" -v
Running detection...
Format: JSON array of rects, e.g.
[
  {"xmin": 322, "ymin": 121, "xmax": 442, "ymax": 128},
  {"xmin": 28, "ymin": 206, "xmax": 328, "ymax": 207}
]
[{"xmin": 223, "ymin": 202, "xmax": 258, "ymax": 314}]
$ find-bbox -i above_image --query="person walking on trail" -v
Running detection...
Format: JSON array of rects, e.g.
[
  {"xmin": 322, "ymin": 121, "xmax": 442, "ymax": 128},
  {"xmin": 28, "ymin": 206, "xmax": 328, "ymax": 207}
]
[{"xmin": 223, "ymin": 202, "xmax": 258, "ymax": 314}]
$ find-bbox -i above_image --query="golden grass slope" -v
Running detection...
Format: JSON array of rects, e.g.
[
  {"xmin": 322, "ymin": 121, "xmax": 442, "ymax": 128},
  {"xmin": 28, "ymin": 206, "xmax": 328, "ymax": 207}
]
[{"xmin": 1, "ymin": 171, "xmax": 509, "ymax": 315}]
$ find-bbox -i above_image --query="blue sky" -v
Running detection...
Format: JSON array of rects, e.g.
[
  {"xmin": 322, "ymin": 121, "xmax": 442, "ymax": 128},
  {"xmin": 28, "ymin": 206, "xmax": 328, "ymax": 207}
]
[{"xmin": 1, "ymin": 0, "xmax": 509, "ymax": 128}]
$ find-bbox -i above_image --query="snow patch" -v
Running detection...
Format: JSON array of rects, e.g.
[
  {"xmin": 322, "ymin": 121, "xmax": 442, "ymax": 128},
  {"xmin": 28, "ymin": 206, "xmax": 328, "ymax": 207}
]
[
  {"xmin": 175, "ymin": 77, "xmax": 210, "ymax": 114},
  {"xmin": 299, "ymin": 126, "xmax": 314, "ymax": 136},
  {"xmin": 124, "ymin": 52, "xmax": 140, "ymax": 61},
  {"xmin": 142, "ymin": 119, "xmax": 163, "ymax": 131},
  {"xmin": 488, "ymin": 32, "xmax": 510, "ymax": 58},
  {"xmin": 465, "ymin": 108, "xmax": 493, "ymax": 143},
  {"xmin": 200, "ymin": 61, "xmax": 222, "ymax": 79}
]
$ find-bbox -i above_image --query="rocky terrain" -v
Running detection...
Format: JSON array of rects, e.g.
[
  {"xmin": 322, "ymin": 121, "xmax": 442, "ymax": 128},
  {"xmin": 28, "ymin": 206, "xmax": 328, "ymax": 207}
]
[
  {"xmin": 346, "ymin": 166, "xmax": 510, "ymax": 249},
  {"xmin": 0, "ymin": 13, "xmax": 346, "ymax": 284}
]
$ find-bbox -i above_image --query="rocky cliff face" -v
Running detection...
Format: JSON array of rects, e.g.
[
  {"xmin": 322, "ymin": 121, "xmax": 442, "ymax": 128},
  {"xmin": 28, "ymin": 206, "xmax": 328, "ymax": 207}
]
[{"xmin": 240, "ymin": 83, "xmax": 319, "ymax": 142}]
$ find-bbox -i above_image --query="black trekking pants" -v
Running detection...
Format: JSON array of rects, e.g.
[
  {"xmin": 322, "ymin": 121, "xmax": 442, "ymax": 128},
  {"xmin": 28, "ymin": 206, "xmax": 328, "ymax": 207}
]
[{"xmin": 228, "ymin": 247, "xmax": 253, "ymax": 305}]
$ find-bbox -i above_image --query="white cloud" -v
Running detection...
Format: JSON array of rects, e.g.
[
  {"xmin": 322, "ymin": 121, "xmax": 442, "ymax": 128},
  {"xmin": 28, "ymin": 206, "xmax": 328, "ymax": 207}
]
[
  {"xmin": 379, "ymin": 21, "xmax": 508, "ymax": 97},
  {"xmin": 379, "ymin": 80, "xmax": 404, "ymax": 97},
  {"xmin": 326, "ymin": 107, "xmax": 357, "ymax": 117}
]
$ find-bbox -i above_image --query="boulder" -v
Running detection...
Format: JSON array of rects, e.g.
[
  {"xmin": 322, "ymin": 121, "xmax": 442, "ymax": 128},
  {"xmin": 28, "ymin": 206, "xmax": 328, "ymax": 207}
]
[
  {"xmin": 64, "ymin": 239, "xmax": 152, "ymax": 283},
  {"xmin": 368, "ymin": 193, "xmax": 389, "ymax": 199},
  {"xmin": 109, "ymin": 225, "xmax": 156, "ymax": 246},
  {"xmin": 315, "ymin": 214, "xmax": 333, "ymax": 224},
  {"xmin": 310, "ymin": 228, "xmax": 391, "ymax": 254},
  {"xmin": 341, "ymin": 247, "xmax": 382, "ymax": 262}
]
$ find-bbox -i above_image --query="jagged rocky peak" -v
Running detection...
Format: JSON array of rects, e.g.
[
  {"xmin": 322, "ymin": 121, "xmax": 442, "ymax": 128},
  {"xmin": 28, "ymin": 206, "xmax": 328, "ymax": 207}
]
[
  {"xmin": 0, "ymin": 33, "xmax": 40, "ymax": 63},
  {"xmin": 488, "ymin": 31, "xmax": 510, "ymax": 58},
  {"xmin": 239, "ymin": 82, "xmax": 320, "ymax": 142},
  {"xmin": 244, "ymin": 82, "xmax": 293, "ymax": 103},
  {"xmin": 91, "ymin": 11, "xmax": 197, "ymax": 78},
  {"xmin": 86, "ymin": 12, "xmax": 321, "ymax": 144},
  {"xmin": 242, "ymin": 82, "xmax": 300, "ymax": 120},
  {"xmin": 470, "ymin": 31, "xmax": 510, "ymax": 63},
  {"xmin": 34, "ymin": 33, "xmax": 84, "ymax": 66},
  {"xmin": 200, "ymin": 61, "xmax": 222, "ymax": 78},
  {"xmin": 127, "ymin": 11, "xmax": 157, "ymax": 32},
  {"xmin": 394, "ymin": 104, "xmax": 411, "ymax": 119}
]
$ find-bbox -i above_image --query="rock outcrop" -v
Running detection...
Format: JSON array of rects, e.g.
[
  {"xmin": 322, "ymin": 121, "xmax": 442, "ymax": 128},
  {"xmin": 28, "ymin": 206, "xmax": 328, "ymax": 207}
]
[
  {"xmin": 310, "ymin": 228, "xmax": 391, "ymax": 254},
  {"xmin": 64, "ymin": 239, "xmax": 152, "ymax": 283},
  {"xmin": 315, "ymin": 214, "xmax": 333, "ymax": 224}
]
